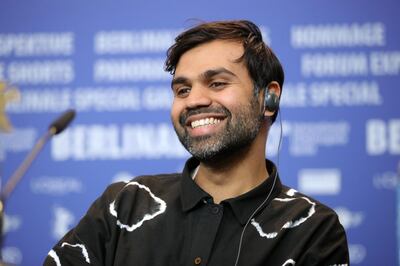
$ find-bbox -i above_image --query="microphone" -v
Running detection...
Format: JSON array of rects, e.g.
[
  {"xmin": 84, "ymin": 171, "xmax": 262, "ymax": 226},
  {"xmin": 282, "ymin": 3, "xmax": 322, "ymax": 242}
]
[
  {"xmin": 48, "ymin": 109, "xmax": 76, "ymax": 135},
  {"xmin": 1, "ymin": 109, "xmax": 76, "ymax": 200}
]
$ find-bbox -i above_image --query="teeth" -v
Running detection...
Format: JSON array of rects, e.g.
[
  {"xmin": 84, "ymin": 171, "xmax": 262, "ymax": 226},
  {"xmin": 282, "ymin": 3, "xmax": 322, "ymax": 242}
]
[{"xmin": 191, "ymin": 118, "xmax": 221, "ymax": 128}]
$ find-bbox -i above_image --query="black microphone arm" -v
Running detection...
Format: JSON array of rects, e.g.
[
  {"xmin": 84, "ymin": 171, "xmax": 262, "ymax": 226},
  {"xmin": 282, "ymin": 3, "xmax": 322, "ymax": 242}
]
[{"xmin": 1, "ymin": 109, "xmax": 76, "ymax": 200}]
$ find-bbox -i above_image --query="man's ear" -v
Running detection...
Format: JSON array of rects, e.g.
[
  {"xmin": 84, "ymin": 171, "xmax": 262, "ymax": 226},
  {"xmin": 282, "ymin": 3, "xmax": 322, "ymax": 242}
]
[{"xmin": 264, "ymin": 81, "xmax": 281, "ymax": 117}]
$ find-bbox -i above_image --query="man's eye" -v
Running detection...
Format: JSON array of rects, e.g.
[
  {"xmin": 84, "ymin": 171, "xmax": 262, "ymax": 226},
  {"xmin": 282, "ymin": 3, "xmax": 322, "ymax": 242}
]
[
  {"xmin": 210, "ymin": 82, "xmax": 227, "ymax": 88},
  {"xmin": 175, "ymin": 87, "xmax": 191, "ymax": 97}
]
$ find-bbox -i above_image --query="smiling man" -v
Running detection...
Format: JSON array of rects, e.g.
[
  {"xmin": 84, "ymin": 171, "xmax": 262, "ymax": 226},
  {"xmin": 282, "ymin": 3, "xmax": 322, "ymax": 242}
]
[
  {"xmin": 170, "ymin": 39, "xmax": 278, "ymax": 204},
  {"xmin": 45, "ymin": 20, "xmax": 349, "ymax": 266}
]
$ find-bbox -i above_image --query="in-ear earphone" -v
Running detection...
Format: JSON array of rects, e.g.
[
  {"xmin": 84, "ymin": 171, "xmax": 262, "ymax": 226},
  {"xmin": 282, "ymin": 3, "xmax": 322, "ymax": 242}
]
[{"xmin": 264, "ymin": 90, "xmax": 280, "ymax": 113}]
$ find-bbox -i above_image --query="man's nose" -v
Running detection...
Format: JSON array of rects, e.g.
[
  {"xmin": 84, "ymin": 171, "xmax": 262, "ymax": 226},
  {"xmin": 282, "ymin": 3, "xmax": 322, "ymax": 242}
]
[{"xmin": 185, "ymin": 86, "xmax": 212, "ymax": 109}]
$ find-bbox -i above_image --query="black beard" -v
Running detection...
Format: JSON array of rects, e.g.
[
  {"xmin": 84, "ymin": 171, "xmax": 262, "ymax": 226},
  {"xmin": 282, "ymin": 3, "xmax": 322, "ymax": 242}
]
[{"xmin": 173, "ymin": 96, "xmax": 263, "ymax": 162}]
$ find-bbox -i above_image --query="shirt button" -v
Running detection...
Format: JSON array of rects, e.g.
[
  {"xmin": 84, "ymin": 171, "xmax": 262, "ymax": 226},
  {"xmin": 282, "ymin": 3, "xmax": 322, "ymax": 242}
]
[
  {"xmin": 194, "ymin": 257, "xmax": 202, "ymax": 265},
  {"xmin": 211, "ymin": 206, "xmax": 220, "ymax": 214}
]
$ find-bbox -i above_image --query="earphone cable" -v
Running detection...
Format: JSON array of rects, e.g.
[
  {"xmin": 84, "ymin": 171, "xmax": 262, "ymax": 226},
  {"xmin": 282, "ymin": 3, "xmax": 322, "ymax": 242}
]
[{"xmin": 233, "ymin": 108, "xmax": 283, "ymax": 266}]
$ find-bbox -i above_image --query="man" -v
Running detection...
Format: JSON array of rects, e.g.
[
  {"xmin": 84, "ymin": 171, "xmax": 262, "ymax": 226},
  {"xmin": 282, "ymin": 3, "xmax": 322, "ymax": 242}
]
[{"xmin": 44, "ymin": 20, "xmax": 349, "ymax": 266}]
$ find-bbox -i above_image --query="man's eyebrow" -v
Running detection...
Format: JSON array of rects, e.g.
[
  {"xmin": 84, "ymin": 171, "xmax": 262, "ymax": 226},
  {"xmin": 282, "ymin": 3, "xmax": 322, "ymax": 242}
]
[
  {"xmin": 201, "ymin": 68, "xmax": 237, "ymax": 80},
  {"xmin": 171, "ymin": 77, "xmax": 189, "ymax": 89}
]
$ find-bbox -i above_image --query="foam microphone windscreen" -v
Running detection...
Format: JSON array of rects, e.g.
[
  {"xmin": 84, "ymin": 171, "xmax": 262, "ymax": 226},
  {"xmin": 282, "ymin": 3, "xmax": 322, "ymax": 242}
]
[{"xmin": 48, "ymin": 109, "xmax": 76, "ymax": 135}]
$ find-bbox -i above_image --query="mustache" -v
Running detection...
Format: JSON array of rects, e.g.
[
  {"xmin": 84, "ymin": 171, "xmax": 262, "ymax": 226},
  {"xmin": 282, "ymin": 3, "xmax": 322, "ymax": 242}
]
[{"xmin": 179, "ymin": 106, "xmax": 231, "ymax": 126}]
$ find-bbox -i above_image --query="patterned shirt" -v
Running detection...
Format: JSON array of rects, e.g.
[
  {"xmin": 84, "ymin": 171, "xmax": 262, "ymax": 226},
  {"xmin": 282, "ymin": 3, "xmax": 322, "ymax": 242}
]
[{"xmin": 44, "ymin": 158, "xmax": 349, "ymax": 266}]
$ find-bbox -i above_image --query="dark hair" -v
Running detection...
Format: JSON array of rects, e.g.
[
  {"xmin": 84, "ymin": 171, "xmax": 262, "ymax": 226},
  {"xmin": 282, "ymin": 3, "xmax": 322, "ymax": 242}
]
[{"xmin": 165, "ymin": 20, "xmax": 284, "ymax": 123}]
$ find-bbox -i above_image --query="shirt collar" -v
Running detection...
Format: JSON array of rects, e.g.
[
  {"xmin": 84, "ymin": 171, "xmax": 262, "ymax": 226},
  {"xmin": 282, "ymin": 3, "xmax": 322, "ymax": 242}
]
[
  {"xmin": 180, "ymin": 157, "xmax": 211, "ymax": 211},
  {"xmin": 225, "ymin": 159, "xmax": 282, "ymax": 225},
  {"xmin": 180, "ymin": 157, "xmax": 282, "ymax": 225}
]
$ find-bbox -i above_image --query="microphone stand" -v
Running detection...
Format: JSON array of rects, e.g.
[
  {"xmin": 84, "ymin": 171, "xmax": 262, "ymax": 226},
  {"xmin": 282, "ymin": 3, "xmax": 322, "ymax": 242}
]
[
  {"xmin": 1, "ymin": 128, "xmax": 56, "ymax": 200},
  {"xmin": 0, "ymin": 109, "xmax": 75, "ymax": 265},
  {"xmin": 0, "ymin": 128, "xmax": 56, "ymax": 265}
]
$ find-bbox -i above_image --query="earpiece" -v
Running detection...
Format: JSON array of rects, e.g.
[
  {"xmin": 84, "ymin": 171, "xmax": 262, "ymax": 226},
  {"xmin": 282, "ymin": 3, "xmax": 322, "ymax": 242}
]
[{"xmin": 264, "ymin": 90, "xmax": 280, "ymax": 113}]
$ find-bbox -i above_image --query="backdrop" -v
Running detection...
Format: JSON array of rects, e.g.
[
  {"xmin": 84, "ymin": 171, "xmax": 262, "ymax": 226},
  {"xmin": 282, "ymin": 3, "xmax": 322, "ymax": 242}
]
[{"xmin": 0, "ymin": 0, "xmax": 399, "ymax": 265}]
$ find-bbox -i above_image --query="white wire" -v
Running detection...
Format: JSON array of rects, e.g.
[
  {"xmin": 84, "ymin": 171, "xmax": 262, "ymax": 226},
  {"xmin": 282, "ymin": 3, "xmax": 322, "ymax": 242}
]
[{"xmin": 233, "ymin": 109, "xmax": 283, "ymax": 266}]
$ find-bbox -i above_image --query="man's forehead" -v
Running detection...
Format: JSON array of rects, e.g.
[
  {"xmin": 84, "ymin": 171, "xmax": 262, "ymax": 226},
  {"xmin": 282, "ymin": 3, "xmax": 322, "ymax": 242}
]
[{"xmin": 174, "ymin": 40, "xmax": 245, "ymax": 78}]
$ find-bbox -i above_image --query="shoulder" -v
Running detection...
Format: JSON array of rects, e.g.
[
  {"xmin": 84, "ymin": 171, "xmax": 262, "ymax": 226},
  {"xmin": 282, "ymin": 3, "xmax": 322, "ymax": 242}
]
[
  {"xmin": 133, "ymin": 173, "xmax": 182, "ymax": 191},
  {"xmin": 272, "ymin": 186, "xmax": 349, "ymax": 264},
  {"xmin": 87, "ymin": 173, "xmax": 182, "ymax": 231},
  {"xmin": 113, "ymin": 173, "xmax": 181, "ymax": 201},
  {"xmin": 108, "ymin": 173, "xmax": 182, "ymax": 208},
  {"xmin": 278, "ymin": 185, "xmax": 339, "ymax": 215},
  {"xmin": 101, "ymin": 173, "xmax": 181, "ymax": 200},
  {"xmin": 268, "ymin": 185, "xmax": 344, "ymax": 232},
  {"xmin": 88, "ymin": 173, "xmax": 182, "ymax": 220}
]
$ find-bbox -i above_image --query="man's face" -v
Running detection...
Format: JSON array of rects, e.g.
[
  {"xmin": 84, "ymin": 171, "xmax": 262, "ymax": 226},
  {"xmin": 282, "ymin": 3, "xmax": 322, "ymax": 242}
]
[{"xmin": 170, "ymin": 40, "xmax": 264, "ymax": 161}]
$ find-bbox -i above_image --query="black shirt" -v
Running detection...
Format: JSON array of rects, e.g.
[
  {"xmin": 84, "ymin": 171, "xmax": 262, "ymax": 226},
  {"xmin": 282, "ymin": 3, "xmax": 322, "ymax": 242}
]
[{"xmin": 44, "ymin": 158, "xmax": 349, "ymax": 266}]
